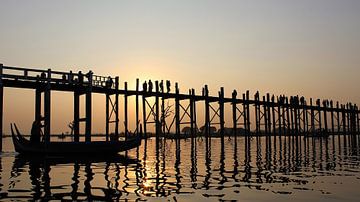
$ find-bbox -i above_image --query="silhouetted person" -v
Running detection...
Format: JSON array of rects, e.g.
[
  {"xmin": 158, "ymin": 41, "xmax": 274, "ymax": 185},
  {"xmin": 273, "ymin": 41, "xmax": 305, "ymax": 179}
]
[
  {"xmin": 232, "ymin": 90, "xmax": 237, "ymax": 98},
  {"xmin": 159, "ymin": 80, "xmax": 164, "ymax": 93},
  {"xmin": 62, "ymin": 74, "xmax": 67, "ymax": 83},
  {"xmin": 143, "ymin": 81, "xmax": 147, "ymax": 92},
  {"xmin": 30, "ymin": 120, "xmax": 42, "ymax": 143},
  {"xmin": 106, "ymin": 76, "xmax": 113, "ymax": 88},
  {"xmin": 40, "ymin": 72, "xmax": 46, "ymax": 81},
  {"xmin": 69, "ymin": 71, "xmax": 73, "ymax": 84},
  {"xmin": 166, "ymin": 80, "xmax": 171, "ymax": 93},
  {"xmin": 78, "ymin": 71, "xmax": 84, "ymax": 84},
  {"xmin": 148, "ymin": 80, "xmax": 153, "ymax": 92}
]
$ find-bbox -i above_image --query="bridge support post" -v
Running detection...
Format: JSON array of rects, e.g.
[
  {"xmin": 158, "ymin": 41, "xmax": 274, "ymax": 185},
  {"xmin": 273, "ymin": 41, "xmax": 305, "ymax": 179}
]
[
  {"xmin": 74, "ymin": 91, "xmax": 80, "ymax": 142},
  {"xmin": 85, "ymin": 71, "xmax": 92, "ymax": 142},
  {"xmin": 44, "ymin": 69, "xmax": 51, "ymax": 143},
  {"xmin": 0, "ymin": 64, "xmax": 3, "ymax": 151},
  {"xmin": 124, "ymin": 82, "xmax": 128, "ymax": 140},
  {"xmin": 175, "ymin": 83, "xmax": 180, "ymax": 135},
  {"xmin": 136, "ymin": 79, "xmax": 139, "ymax": 135},
  {"xmin": 219, "ymin": 87, "xmax": 225, "ymax": 136}
]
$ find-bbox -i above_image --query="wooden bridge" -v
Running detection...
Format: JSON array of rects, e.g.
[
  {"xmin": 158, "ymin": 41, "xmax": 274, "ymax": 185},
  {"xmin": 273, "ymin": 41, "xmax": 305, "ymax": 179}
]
[{"xmin": 0, "ymin": 64, "xmax": 359, "ymax": 151}]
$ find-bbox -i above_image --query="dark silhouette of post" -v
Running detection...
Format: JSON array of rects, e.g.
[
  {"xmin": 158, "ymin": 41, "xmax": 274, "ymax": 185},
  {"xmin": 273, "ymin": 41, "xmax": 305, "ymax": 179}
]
[
  {"xmin": 85, "ymin": 71, "xmax": 93, "ymax": 142},
  {"xmin": 204, "ymin": 85, "xmax": 210, "ymax": 137},
  {"xmin": 44, "ymin": 69, "xmax": 51, "ymax": 143},
  {"xmin": 74, "ymin": 89, "xmax": 80, "ymax": 142},
  {"xmin": 136, "ymin": 79, "xmax": 139, "ymax": 135},
  {"xmin": 175, "ymin": 83, "xmax": 180, "ymax": 135},
  {"xmin": 155, "ymin": 81, "xmax": 160, "ymax": 137},
  {"xmin": 142, "ymin": 83, "xmax": 147, "ymax": 138},
  {"xmin": 330, "ymin": 101, "xmax": 335, "ymax": 134},
  {"xmin": 219, "ymin": 87, "xmax": 225, "ymax": 136},
  {"xmin": 124, "ymin": 82, "xmax": 128, "ymax": 140},
  {"xmin": 0, "ymin": 64, "xmax": 3, "ymax": 150},
  {"xmin": 232, "ymin": 90, "xmax": 237, "ymax": 136}
]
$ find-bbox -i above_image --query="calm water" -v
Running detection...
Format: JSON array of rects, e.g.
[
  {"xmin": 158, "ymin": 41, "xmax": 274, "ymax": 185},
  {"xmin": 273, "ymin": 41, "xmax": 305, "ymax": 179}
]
[{"xmin": 0, "ymin": 135, "xmax": 360, "ymax": 201}]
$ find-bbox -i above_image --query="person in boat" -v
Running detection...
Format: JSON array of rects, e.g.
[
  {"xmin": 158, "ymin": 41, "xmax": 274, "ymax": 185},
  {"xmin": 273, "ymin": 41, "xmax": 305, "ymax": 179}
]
[{"xmin": 30, "ymin": 120, "xmax": 42, "ymax": 143}]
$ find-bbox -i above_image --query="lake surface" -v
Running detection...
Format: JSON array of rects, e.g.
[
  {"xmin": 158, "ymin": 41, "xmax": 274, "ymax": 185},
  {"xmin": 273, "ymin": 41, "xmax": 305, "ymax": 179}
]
[{"xmin": 0, "ymin": 135, "xmax": 360, "ymax": 201}]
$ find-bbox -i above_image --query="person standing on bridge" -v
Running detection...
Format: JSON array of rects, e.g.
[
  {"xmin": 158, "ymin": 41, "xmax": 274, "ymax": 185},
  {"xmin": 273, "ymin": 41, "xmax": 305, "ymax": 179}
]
[
  {"xmin": 166, "ymin": 80, "xmax": 171, "ymax": 93},
  {"xmin": 148, "ymin": 80, "xmax": 153, "ymax": 92},
  {"xmin": 143, "ymin": 81, "xmax": 147, "ymax": 92}
]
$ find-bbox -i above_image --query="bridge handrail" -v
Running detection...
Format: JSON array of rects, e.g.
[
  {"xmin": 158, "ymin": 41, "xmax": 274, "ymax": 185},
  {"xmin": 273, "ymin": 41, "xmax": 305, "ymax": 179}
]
[{"xmin": 1, "ymin": 65, "xmax": 117, "ymax": 89}]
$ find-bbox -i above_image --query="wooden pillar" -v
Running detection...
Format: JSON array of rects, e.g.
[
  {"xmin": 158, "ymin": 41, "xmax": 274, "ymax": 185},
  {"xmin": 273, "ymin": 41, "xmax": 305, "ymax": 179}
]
[
  {"xmin": 105, "ymin": 93, "xmax": 109, "ymax": 141},
  {"xmin": 267, "ymin": 94, "xmax": 272, "ymax": 134},
  {"xmin": 161, "ymin": 82, "xmax": 165, "ymax": 134},
  {"xmin": 317, "ymin": 99, "xmax": 322, "ymax": 134},
  {"xmin": 346, "ymin": 104, "xmax": 351, "ymax": 133},
  {"xmin": 294, "ymin": 97, "xmax": 299, "ymax": 135},
  {"xmin": 190, "ymin": 89, "xmax": 194, "ymax": 137},
  {"xmin": 155, "ymin": 81, "xmax": 160, "ymax": 137},
  {"xmin": 342, "ymin": 105, "xmax": 346, "ymax": 134},
  {"xmin": 219, "ymin": 87, "xmax": 225, "ymax": 136},
  {"xmin": 278, "ymin": 97, "xmax": 283, "ymax": 136},
  {"xmin": 310, "ymin": 98, "xmax": 315, "ymax": 135},
  {"xmin": 356, "ymin": 106, "xmax": 360, "ymax": 134},
  {"xmin": 204, "ymin": 85, "xmax": 210, "ymax": 137},
  {"xmin": 323, "ymin": 100, "xmax": 328, "ymax": 134},
  {"xmin": 232, "ymin": 90, "xmax": 237, "ymax": 136},
  {"xmin": 85, "ymin": 71, "xmax": 92, "ymax": 142},
  {"xmin": 192, "ymin": 89, "xmax": 197, "ymax": 136},
  {"xmin": 255, "ymin": 92, "xmax": 259, "ymax": 135},
  {"xmin": 142, "ymin": 84, "xmax": 147, "ymax": 138},
  {"xmin": 242, "ymin": 93, "xmax": 248, "ymax": 134},
  {"xmin": 115, "ymin": 77, "xmax": 119, "ymax": 137},
  {"xmin": 286, "ymin": 97, "xmax": 290, "ymax": 134},
  {"xmin": 124, "ymin": 82, "xmax": 128, "ymax": 140},
  {"xmin": 336, "ymin": 102, "xmax": 340, "ymax": 134},
  {"xmin": 302, "ymin": 98, "xmax": 307, "ymax": 135},
  {"xmin": 263, "ymin": 96, "xmax": 268, "ymax": 135},
  {"xmin": 271, "ymin": 95, "xmax": 276, "ymax": 135},
  {"xmin": 44, "ymin": 69, "xmax": 51, "ymax": 143},
  {"xmin": 136, "ymin": 79, "xmax": 139, "ymax": 135},
  {"xmin": 330, "ymin": 101, "xmax": 335, "ymax": 134},
  {"xmin": 304, "ymin": 101, "xmax": 309, "ymax": 136},
  {"xmin": 74, "ymin": 91, "xmax": 80, "ymax": 142},
  {"xmin": 246, "ymin": 91, "xmax": 250, "ymax": 135},
  {"xmin": 0, "ymin": 64, "xmax": 3, "ymax": 151},
  {"xmin": 290, "ymin": 97, "xmax": 294, "ymax": 135},
  {"xmin": 175, "ymin": 83, "xmax": 180, "ymax": 135}
]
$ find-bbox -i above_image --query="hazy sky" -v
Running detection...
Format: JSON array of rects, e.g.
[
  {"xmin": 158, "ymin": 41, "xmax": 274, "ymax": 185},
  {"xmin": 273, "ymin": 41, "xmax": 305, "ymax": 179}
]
[{"xmin": 1, "ymin": 0, "xmax": 360, "ymax": 134}]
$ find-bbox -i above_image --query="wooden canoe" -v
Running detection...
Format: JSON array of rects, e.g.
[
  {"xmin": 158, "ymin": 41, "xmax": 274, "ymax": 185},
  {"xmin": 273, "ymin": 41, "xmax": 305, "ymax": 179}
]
[{"xmin": 11, "ymin": 123, "xmax": 141, "ymax": 155}]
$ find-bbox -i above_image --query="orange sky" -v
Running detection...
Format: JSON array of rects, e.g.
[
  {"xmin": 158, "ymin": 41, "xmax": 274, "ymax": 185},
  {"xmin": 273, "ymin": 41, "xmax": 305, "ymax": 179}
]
[{"xmin": 1, "ymin": 1, "xmax": 360, "ymax": 134}]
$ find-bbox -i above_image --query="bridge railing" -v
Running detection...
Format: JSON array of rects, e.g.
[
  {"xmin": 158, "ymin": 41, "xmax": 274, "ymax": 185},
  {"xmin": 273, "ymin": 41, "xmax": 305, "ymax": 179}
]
[{"xmin": 0, "ymin": 65, "xmax": 117, "ymax": 89}]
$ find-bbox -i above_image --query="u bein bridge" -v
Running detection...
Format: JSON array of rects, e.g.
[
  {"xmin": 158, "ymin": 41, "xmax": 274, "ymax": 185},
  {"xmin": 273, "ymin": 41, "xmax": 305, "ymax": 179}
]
[{"xmin": 0, "ymin": 64, "xmax": 359, "ymax": 151}]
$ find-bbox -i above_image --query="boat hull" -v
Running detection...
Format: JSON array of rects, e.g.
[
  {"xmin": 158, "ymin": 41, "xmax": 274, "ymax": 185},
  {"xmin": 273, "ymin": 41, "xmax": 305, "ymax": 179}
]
[{"xmin": 11, "ymin": 124, "xmax": 141, "ymax": 155}]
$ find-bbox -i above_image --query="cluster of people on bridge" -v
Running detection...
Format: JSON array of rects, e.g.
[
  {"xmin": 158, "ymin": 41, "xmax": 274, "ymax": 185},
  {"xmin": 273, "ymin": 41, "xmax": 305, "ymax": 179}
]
[{"xmin": 142, "ymin": 80, "xmax": 171, "ymax": 93}]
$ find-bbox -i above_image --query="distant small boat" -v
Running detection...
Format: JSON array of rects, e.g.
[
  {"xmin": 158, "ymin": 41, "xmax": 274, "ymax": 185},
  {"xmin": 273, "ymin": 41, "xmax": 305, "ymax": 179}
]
[{"xmin": 11, "ymin": 123, "xmax": 141, "ymax": 155}]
